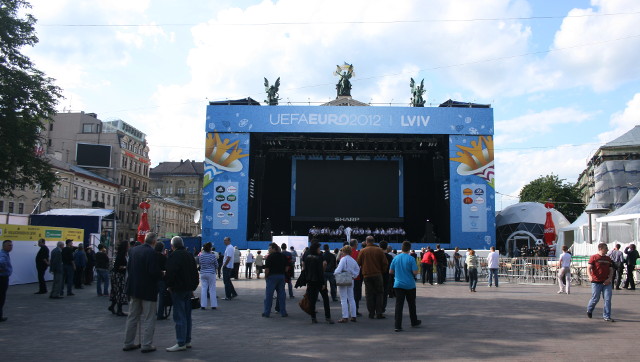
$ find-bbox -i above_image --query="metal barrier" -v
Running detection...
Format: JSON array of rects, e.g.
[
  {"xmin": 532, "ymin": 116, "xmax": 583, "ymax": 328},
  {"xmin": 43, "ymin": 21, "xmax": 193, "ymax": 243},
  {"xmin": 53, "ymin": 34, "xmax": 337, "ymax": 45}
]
[{"xmin": 473, "ymin": 257, "xmax": 591, "ymax": 286}]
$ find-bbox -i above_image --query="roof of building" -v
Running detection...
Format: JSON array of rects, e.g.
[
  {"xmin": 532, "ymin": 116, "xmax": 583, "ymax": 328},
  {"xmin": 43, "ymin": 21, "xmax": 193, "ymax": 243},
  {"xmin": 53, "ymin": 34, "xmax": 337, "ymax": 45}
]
[
  {"xmin": 37, "ymin": 208, "xmax": 115, "ymax": 217},
  {"xmin": 209, "ymin": 97, "xmax": 260, "ymax": 106},
  {"xmin": 150, "ymin": 160, "xmax": 204, "ymax": 177},
  {"xmin": 321, "ymin": 96, "xmax": 370, "ymax": 106},
  {"xmin": 603, "ymin": 125, "xmax": 640, "ymax": 148},
  {"xmin": 439, "ymin": 99, "xmax": 491, "ymax": 108},
  {"xmin": 70, "ymin": 165, "xmax": 119, "ymax": 186}
]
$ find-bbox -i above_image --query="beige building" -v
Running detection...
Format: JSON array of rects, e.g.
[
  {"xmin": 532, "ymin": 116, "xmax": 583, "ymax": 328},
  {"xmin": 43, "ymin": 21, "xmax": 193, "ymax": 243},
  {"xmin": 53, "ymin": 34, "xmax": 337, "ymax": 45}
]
[
  {"xmin": 150, "ymin": 160, "xmax": 204, "ymax": 210},
  {"xmin": 42, "ymin": 112, "xmax": 150, "ymax": 241},
  {"xmin": 0, "ymin": 157, "xmax": 118, "ymax": 217},
  {"xmin": 147, "ymin": 196, "xmax": 199, "ymax": 238},
  {"xmin": 577, "ymin": 125, "xmax": 640, "ymax": 210}
]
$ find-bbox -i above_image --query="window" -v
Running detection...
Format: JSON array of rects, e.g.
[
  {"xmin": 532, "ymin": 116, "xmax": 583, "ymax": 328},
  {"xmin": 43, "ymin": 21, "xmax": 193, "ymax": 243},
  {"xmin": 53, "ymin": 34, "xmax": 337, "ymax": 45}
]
[
  {"xmin": 80, "ymin": 188, "xmax": 85, "ymax": 200},
  {"xmin": 18, "ymin": 203, "xmax": 24, "ymax": 214},
  {"xmin": 189, "ymin": 188, "xmax": 197, "ymax": 194},
  {"xmin": 48, "ymin": 139, "xmax": 52, "ymax": 147},
  {"xmin": 0, "ymin": 201, "xmax": 3, "ymax": 212},
  {"xmin": 82, "ymin": 123, "xmax": 94, "ymax": 133},
  {"xmin": 73, "ymin": 187, "xmax": 78, "ymax": 199},
  {"xmin": 8, "ymin": 202, "xmax": 14, "ymax": 213},
  {"xmin": 155, "ymin": 188, "xmax": 162, "ymax": 195},
  {"xmin": 87, "ymin": 189, "xmax": 92, "ymax": 201},
  {"xmin": 112, "ymin": 195, "xmax": 116, "ymax": 206}
]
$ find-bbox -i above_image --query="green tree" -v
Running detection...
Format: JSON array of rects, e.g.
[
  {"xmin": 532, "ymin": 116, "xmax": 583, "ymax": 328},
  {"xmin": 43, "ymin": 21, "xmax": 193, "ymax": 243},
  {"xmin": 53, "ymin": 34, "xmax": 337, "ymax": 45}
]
[
  {"xmin": 0, "ymin": 0, "xmax": 61, "ymax": 197},
  {"xmin": 519, "ymin": 174, "xmax": 584, "ymax": 222}
]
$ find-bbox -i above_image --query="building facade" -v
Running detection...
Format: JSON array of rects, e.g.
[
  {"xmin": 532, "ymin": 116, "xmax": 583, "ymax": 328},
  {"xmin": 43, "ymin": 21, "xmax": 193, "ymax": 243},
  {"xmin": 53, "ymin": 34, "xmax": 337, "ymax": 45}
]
[
  {"xmin": 577, "ymin": 125, "xmax": 640, "ymax": 210},
  {"xmin": 43, "ymin": 112, "xmax": 151, "ymax": 241},
  {"xmin": 0, "ymin": 157, "xmax": 119, "ymax": 217},
  {"xmin": 147, "ymin": 196, "xmax": 199, "ymax": 238},
  {"xmin": 149, "ymin": 160, "xmax": 204, "ymax": 210}
]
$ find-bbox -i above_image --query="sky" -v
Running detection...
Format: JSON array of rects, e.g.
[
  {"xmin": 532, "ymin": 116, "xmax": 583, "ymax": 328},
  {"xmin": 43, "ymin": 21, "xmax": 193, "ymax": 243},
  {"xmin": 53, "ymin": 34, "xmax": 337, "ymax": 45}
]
[{"xmin": 21, "ymin": 0, "xmax": 640, "ymax": 211}]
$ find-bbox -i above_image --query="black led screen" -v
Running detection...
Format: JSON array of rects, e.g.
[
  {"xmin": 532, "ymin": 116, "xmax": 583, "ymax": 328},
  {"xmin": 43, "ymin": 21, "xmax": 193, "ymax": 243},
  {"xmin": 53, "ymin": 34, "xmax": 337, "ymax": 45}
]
[
  {"xmin": 293, "ymin": 160, "xmax": 400, "ymax": 219},
  {"xmin": 76, "ymin": 143, "xmax": 112, "ymax": 168}
]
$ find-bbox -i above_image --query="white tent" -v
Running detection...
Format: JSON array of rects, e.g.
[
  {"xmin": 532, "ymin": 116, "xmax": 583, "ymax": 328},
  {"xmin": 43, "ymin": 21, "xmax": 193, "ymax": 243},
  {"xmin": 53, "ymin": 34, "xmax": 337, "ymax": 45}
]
[
  {"xmin": 596, "ymin": 191, "xmax": 640, "ymax": 244},
  {"xmin": 558, "ymin": 198, "xmax": 608, "ymax": 245}
]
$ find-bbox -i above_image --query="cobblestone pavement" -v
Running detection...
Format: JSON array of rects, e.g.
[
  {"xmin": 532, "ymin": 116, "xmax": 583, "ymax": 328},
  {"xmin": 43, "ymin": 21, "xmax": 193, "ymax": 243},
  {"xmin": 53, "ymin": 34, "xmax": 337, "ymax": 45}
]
[{"xmin": 1, "ymin": 277, "xmax": 638, "ymax": 361}]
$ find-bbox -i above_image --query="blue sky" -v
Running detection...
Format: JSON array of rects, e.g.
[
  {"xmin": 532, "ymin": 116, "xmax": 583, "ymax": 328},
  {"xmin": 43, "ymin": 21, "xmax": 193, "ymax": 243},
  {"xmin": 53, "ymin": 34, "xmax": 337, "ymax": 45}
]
[{"xmin": 23, "ymin": 0, "xmax": 640, "ymax": 211}]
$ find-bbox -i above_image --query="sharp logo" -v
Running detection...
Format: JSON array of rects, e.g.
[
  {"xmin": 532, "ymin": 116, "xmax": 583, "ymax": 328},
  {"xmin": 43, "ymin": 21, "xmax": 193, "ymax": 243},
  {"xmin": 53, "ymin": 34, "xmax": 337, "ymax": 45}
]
[
  {"xmin": 401, "ymin": 115, "xmax": 430, "ymax": 127},
  {"xmin": 335, "ymin": 217, "xmax": 360, "ymax": 222}
]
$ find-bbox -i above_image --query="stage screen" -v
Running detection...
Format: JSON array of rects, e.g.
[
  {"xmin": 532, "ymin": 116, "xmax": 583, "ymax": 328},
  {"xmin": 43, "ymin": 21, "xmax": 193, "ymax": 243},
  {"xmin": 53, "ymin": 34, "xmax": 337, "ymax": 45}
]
[{"xmin": 292, "ymin": 159, "xmax": 402, "ymax": 221}]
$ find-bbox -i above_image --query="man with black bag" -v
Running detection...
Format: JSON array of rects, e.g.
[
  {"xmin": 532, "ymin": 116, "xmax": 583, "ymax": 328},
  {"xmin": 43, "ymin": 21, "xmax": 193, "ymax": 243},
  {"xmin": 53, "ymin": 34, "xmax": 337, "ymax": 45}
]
[{"xmin": 165, "ymin": 236, "xmax": 199, "ymax": 352}]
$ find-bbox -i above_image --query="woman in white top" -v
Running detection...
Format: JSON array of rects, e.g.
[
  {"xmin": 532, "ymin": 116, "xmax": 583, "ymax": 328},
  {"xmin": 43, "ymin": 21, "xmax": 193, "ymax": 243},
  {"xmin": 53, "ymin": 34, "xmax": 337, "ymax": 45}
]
[
  {"xmin": 333, "ymin": 245, "xmax": 360, "ymax": 323},
  {"xmin": 199, "ymin": 242, "xmax": 219, "ymax": 309}
]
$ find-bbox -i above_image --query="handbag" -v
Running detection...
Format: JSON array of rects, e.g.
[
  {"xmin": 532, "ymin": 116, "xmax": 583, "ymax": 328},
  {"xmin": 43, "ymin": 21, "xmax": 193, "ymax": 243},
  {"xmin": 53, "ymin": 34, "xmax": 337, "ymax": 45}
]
[
  {"xmin": 298, "ymin": 292, "xmax": 313, "ymax": 315},
  {"xmin": 335, "ymin": 271, "xmax": 353, "ymax": 286},
  {"xmin": 190, "ymin": 296, "xmax": 201, "ymax": 309}
]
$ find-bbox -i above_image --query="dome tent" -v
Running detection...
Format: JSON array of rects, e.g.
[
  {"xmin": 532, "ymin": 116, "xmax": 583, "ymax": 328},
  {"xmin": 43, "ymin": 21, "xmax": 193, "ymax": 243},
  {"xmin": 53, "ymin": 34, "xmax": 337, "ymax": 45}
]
[{"xmin": 496, "ymin": 202, "xmax": 570, "ymax": 256}]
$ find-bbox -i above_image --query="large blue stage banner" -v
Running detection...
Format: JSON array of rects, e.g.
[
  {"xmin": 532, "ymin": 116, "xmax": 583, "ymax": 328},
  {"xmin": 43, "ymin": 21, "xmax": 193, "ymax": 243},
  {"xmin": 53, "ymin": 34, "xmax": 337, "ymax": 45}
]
[
  {"xmin": 449, "ymin": 135, "xmax": 495, "ymax": 248},
  {"xmin": 207, "ymin": 105, "xmax": 493, "ymax": 135},
  {"xmin": 202, "ymin": 132, "xmax": 250, "ymax": 248},
  {"xmin": 204, "ymin": 105, "xmax": 495, "ymax": 250}
]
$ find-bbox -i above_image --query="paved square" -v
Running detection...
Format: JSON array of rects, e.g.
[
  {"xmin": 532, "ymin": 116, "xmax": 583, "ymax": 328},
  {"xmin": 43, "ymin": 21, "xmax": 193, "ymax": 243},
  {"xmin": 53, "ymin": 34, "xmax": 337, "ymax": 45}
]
[{"xmin": 1, "ymin": 278, "xmax": 637, "ymax": 361}]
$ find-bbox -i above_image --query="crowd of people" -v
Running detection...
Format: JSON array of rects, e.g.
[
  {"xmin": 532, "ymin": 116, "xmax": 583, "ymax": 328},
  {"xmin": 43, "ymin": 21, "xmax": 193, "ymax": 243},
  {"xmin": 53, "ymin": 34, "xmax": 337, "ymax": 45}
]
[
  {"xmin": 0, "ymin": 236, "xmax": 638, "ymax": 351},
  {"xmin": 308, "ymin": 226, "xmax": 406, "ymax": 242}
]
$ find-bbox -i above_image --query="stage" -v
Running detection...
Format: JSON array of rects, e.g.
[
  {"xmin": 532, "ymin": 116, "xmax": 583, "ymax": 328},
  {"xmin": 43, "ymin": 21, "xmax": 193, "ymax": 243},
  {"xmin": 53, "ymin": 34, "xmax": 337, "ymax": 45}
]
[{"xmin": 203, "ymin": 102, "xmax": 495, "ymax": 251}]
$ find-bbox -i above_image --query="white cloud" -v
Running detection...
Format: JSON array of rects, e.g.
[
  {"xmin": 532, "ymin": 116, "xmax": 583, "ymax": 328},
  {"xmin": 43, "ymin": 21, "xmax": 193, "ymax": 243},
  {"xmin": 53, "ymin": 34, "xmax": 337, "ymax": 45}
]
[
  {"xmin": 495, "ymin": 107, "xmax": 593, "ymax": 145},
  {"xmin": 597, "ymin": 92, "xmax": 640, "ymax": 143},
  {"xmin": 547, "ymin": 0, "xmax": 640, "ymax": 91}
]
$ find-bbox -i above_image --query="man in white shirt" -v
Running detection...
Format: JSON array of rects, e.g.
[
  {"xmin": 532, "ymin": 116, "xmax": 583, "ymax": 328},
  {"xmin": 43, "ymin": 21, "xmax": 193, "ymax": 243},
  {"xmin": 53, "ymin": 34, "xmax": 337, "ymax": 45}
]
[
  {"xmin": 222, "ymin": 237, "xmax": 238, "ymax": 300},
  {"xmin": 245, "ymin": 249, "xmax": 255, "ymax": 279},
  {"xmin": 486, "ymin": 246, "xmax": 500, "ymax": 287},
  {"xmin": 557, "ymin": 245, "xmax": 572, "ymax": 294}
]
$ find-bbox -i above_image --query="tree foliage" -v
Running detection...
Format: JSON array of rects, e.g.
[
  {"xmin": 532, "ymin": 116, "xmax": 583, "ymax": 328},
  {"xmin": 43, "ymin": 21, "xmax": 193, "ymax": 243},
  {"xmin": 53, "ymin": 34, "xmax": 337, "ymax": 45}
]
[
  {"xmin": 0, "ymin": 0, "xmax": 61, "ymax": 196},
  {"xmin": 519, "ymin": 174, "xmax": 584, "ymax": 222}
]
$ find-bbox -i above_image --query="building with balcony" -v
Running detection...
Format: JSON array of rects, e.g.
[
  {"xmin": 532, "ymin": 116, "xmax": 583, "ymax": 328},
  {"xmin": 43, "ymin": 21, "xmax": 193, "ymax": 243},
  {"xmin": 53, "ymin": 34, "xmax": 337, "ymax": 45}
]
[
  {"xmin": 42, "ymin": 111, "xmax": 151, "ymax": 241},
  {"xmin": 149, "ymin": 160, "xmax": 204, "ymax": 210}
]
